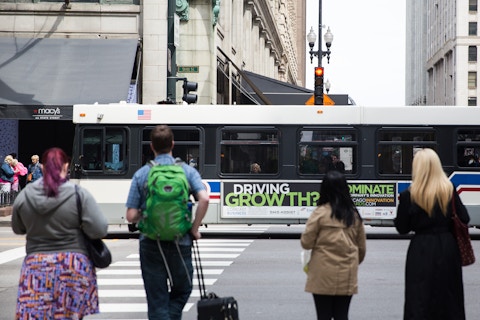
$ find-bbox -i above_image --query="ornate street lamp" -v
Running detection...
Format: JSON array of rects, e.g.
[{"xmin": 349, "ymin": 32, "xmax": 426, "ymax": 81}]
[{"xmin": 307, "ymin": 0, "xmax": 334, "ymax": 105}]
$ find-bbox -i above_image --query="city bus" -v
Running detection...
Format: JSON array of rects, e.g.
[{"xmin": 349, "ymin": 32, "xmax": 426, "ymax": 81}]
[{"xmin": 70, "ymin": 103, "xmax": 480, "ymax": 227}]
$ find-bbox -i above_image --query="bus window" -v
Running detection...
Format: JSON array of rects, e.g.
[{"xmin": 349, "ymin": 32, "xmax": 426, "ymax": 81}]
[
  {"xmin": 81, "ymin": 127, "xmax": 127, "ymax": 173},
  {"xmin": 104, "ymin": 128, "xmax": 126, "ymax": 171},
  {"xmin": 377, "ymin": 128, "xmax": 436, "ymax": 175},
  {"xmin": 220, "ymin": 129, "xmax": 279, "ymax": 174},
  {"xmin": 81, "ymin": 128, "xmax": 102, "ymax": 171},
  {"xmin": 298, "ymin": 129, "xmax": 357, "ymax": 175},
  {"xmin": 141, "ymin": 127, "xmax": 202, "ymax": 170},
  {"xmin": 457, "ymin": 129, "xmax": 480, "ymax": 168}
]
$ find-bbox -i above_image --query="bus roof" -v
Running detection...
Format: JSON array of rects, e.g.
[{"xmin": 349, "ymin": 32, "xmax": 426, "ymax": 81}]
[{"xmin": 72, "ymin": 103, "xmax": 480, "ymax": 126}]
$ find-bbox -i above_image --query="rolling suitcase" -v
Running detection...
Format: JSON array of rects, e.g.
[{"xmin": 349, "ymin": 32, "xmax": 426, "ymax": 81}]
[{"xmin": 193, "ymin": 240, "xmax": 239, "ymax": 320}]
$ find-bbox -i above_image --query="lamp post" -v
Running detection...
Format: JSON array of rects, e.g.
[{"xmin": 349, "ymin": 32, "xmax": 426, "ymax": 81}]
[{"xmin": 307, "ymin": 0, "xmax": 333, "ymax": 105}]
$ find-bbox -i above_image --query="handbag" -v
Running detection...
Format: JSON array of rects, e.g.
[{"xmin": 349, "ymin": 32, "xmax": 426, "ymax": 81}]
[
  {"xmin": 451, "ymin": 194, "xmax": 475, "ymax": 266},
  {"xmin": 75, "ymin": 185, "xmax": 112, "ymax": 268}
]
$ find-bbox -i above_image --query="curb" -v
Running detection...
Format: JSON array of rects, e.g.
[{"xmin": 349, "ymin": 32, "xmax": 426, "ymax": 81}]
[
  {"xmin": 0, "ymin": 206, "xmax": 12, "ymax": 217},
  {"xmin": 0, "ymin": 206, "xmax": 12, "ymax": 227}
]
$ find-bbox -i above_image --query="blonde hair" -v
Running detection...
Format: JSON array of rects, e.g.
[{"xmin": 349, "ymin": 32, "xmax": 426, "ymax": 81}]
[
  {"xmin": 4, "ymin": 155, "xmax": 13, "ymax": 164},
  {"xmin": 11, "ymin": 159, "xmax": 18, "ymax": 166},
  {"xmin": 31, "ymin": 155, "xmax": 39, "ymax": 161},
  {"xmin": 410, "ymin": 149, "xmax": 453, "ymax": 216}
]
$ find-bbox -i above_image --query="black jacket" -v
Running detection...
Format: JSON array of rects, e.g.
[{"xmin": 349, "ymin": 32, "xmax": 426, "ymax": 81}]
[{"xmin": 395, "ymin": 189, "xmax": 469, "ymax": 320}]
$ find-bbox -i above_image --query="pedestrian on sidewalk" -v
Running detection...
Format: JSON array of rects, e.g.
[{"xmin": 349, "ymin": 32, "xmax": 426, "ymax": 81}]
[{"xmin": 27, "ymin": 154, "xmax": 43, "ymax": 183}]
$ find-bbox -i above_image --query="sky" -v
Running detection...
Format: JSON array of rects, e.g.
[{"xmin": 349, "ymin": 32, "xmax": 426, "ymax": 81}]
[{"xmin": 305, "ymin": 0, "xmax": 406, "ymax": 106}]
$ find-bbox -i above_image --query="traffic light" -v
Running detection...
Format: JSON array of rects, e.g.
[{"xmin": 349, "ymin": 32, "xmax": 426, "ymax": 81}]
[
  {"xmin": 314, "ymin": 67, "xmax": 324, "ymax": 105},
  {"xmin": 182, "ymin": 80, "xmax": 198, "ymax": 104}
]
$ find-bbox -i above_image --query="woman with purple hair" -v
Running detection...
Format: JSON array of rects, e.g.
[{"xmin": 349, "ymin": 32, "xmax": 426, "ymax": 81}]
[{"xmin": 11, "ymin": 147, "xmax": 108, "ymax": 319}]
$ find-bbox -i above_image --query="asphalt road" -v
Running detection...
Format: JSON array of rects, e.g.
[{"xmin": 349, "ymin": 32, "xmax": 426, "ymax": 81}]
[{"xmin": 1, "ymin": 224, "xmax": 480, "ymax": 319}]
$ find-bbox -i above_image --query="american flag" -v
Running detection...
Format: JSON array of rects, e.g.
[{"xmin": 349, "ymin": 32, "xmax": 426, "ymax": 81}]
[{"xmin": 137, "ymin": 109, "xmax": 151, "ymax": 120}]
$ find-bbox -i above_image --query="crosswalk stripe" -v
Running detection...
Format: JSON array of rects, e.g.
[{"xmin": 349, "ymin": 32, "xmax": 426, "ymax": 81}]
[
  {"xmin": 194, "ymin": 261, "xmax": 233, "ymax": 266},
  {"xmin": 196, "ymin": 247, "xmax": 245, "ymax": 252},
  {"xmin": 198, "ymin": 239, "xmax": 254, "ymax": 243},
  {"xmin": 97, "ymin": 268, "xmax": 223, "ymax": 275},
  {"xmin": 99, "ymin": 303, "xmax": 147, "ymax": 313},
  {"xmin": 98, "ymin": 278, "xmax": 217, "ymax": 286},
  {"xmin": 0, "ymin": 246, "xmax": 25, "ymax": 264},
  {"xmin": 97, "ymin": 269, "xmax": 141, "ymax": 275},
  {"xmin": 109, "ymin": 260, "xmax": 234, "ymax": 267},
  {"xmin": 196, "ymin": 243, "xmax": 252, "ymax": 246},
  {"xmin": 194, "ymin": 253, "xmax": 240, "ymax": 258},
  {"xmin": 100, "ymin": 290, "xmax": 146, "ymax": 297},
  {"xmin": 99, "ymin": 289, "xmax": 204, "ymax": 299}
]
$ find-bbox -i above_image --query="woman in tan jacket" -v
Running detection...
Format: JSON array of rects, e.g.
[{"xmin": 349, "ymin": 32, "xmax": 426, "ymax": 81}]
[{"xmin": 301, "ymin": 170, "xmax": 366, "ymax": 320}]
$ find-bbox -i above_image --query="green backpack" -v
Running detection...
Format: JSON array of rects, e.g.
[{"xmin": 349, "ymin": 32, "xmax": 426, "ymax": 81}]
[{"xmin": 138, "ymin": 161, "xmax": 192, "ymax": 241}]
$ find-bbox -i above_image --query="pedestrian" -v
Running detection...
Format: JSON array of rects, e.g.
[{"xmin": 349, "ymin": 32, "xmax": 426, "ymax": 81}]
[
  {"xmin": 126, "ymin": 125, "xmax": 209, "ymax": 320},
  {"xmin": 301, "ymin": 170, "xmax": 366, "ymax": 320},
  {"xmin": 395, "ymin": 148, "xmax": 469, "ymax": 319},
  {"xmin": 0, "ymin": 155, "xmax": 15, "ymax": 192},
  {"xmin": 10, "ymin": 158, "xmax": 28, "ymax": 192},
  {"xmin": 27, "ymin": 154, "xmax": 43, "ymax": 183},
  {"xmin": 11, "ymin": 147, "xmax": 108, "ymax": 319}
]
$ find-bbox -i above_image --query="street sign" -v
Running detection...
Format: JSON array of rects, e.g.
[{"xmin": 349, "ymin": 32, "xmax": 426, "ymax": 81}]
[{"xmin": 178, "ymin": 66, "xmax": 199, "ymax": 73}]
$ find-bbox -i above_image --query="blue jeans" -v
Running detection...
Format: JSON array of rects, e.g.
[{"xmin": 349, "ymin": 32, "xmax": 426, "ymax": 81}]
[{"xmin": 139, "ymin": 235, "xmax": 193, "ymax": 320}]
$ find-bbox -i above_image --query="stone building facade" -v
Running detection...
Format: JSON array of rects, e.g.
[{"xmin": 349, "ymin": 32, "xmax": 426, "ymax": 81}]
[{"xmin": 0, "ymin": 0, "xmax": 306, "ymax": 159}]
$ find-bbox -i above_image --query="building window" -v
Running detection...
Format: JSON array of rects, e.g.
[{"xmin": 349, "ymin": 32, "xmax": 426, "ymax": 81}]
[
  {"xmin": 470, "ymin": 0, "xmax": 478, "ymax": 12},
  {"xmin": 469, "ymin": 46, "xmax": 477, "ymax": 62},
  {"xmin": 469, "ymin": 22, "xmax": 478, "ymax": 36},
  {"xmin": 469, "ymin": 72, "xmax": 477, "ymax": 89},
  {"xmin": 468, "ymin": 97, "xmax": 477, "ymax": 106}
]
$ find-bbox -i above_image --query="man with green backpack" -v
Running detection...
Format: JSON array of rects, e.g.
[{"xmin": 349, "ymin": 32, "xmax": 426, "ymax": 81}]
[{"xmin": 126, "ymin": 125, "xmax": 209, "ymax": 320}]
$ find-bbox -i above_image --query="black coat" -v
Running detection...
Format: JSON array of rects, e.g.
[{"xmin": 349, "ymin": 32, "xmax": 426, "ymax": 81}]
[{"xmin": 395, "ymin": 189, "xmax": 469, "ymax": 320}]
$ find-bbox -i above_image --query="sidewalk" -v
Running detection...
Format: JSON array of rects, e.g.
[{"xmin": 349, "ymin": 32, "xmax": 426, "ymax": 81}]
[{"xmin": 0, "ymin": 206, "xmax": 12, "ymax": 227}]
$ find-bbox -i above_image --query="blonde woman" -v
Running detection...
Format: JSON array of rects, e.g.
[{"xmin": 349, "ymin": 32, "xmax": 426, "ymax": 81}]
[
  {"xmin": 11, "ymin": 158, "xmax": 27, "ymax": 192},
  {"xmin": 395, "ymin": 148, "xmax": 470, "ymax": 320}
]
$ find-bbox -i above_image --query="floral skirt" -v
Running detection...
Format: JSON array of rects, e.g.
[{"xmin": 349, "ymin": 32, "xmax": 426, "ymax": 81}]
[{"xmin": 16, "ymin": 252, "xmax": 99, "ymax": 320}]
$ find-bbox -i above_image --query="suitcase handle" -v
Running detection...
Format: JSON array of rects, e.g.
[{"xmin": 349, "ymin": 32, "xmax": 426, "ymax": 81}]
[{"xmin": 193, "ymin": 240, "xmax": 208, "ymax": 299}]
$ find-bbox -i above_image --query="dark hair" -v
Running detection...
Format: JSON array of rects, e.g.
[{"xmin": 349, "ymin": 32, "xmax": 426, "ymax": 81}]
[
  {"xmin": 9, "ymin": 152, "xmax": 17, "ymax": 159},
  {"xmin": 41, "ymin": 148, "xmax": 69, "ymax": 197},
  {"xmin": 318, "ymin": 170, "xmax": 360, "ymax": 227},
  {"xmin": 150, "ymin": 125, "xmax": 174, "ymax": 154}
]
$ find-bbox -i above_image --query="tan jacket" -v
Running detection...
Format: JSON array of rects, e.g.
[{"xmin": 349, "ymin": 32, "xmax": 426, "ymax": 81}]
[{"xmin": 301, "ymin": 204, "xmax": 366, "ymax": 295}]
